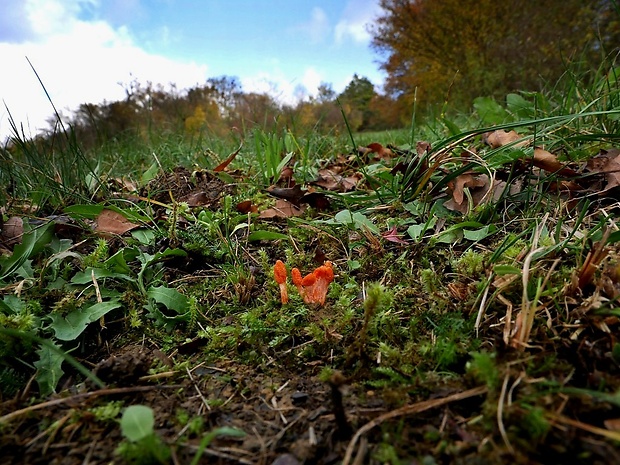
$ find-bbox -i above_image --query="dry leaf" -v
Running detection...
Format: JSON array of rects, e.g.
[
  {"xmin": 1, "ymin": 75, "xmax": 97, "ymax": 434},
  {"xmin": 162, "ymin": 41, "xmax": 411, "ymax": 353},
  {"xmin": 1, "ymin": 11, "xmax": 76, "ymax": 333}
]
[
  {"xmin": 417, "ymin": 141, "xmax": 431, "ymax": 156},
  {"xmin": 267, "ymin": 184, "xmax": 306, "ymax": 205},
  {"xmin": 482, "ymin": 130, "xmax": 527, "ymax": 149},
  {"xmin": 364, "ymin": 142, "xmax": 394, "ymax": 160},
  {"xmin": 95, "ymin": 209, "xmax": 140, "ymax": 235},
  {"xmin": 259, "ymin": 199, "xmax": 304, "ymax": 219},
  {"xmin": 213, "ymin": 144, "xmax": 242, "ymax": 172},
  {"xmin": 1, "ymin": 216, "xmax": 24, "ymax": 245},
  {"xmin": 312, "ymin": 169, "xmax": 360, "ymax": 192},
  {"xmin": 185, "ymin": 191, "xmax": 210, "ymax": 207},
  {"xmin": 444, "ymin": 173, "xmax": 501, "ymax": 214},
  {"xmin": 449, "ymin": 173, "xmax": 489, "ymax": 205},
  {"xmin": 532, "ymin": 148, "xmax": 579, "ymax": 177},
  {"xmin": 236, "ymin": 200, "xmax": 258, "ymax": 214},
  {"xmin": 381, "ymin": 225, "xmax": 409, "ymax": 244},
  {"xmin": 586, "ymin": 148, "xmax": 620, "ymax": 192}
]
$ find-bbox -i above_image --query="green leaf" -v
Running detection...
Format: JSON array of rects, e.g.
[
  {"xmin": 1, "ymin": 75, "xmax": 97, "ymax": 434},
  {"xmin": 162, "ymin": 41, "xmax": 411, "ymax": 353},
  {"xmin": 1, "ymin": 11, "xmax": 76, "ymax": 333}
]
[
  {"xmin": 104, "ymin": 247, "xmax": 140, "ymax": 274},
  {"xmin": 141, "ymin": 162, "xmax": 160, "ymax": 185},
  {"xmin": 147, "ymin": 286, "xmax": 189, "ymax": 314},
  {"xmin": 190, "ymin": 427, "xmax": 246, "ymax": 465},
  {"xmin": 0, "ymin": 221, "xmax": 55, "ymax": 280},
  {"xmin": 247, "ymin": 231, "xmax": 289, "ymax": 241},
  {"xmin": 493, "ymin": 265, "xmax": 522, "ymax": 276},
  {"xmin": 442, "ymin": 117, "xmax": 461, "ymax": 136},
  {"xmin": 332, "ymin": 209, "xmax": 379, "ymax": 234},
  {"xmin": 34, "ymin": 341, "xmax": 65, "ymax": 396},
  {"xmin": 473, "ymin": 96, "xmax": 509, "ymax": 125},
  {"xmin": 463, "ymin": 224, "xmax": 497, "ymax": 241},
  {"xmin": 407, "ymin": 224, "xmax": 426, "ymax": 240},
  {"xmin": 63, "ymin": 204, "xmax": 105, "ymax": 220},
  {"xmin": 71, "ymin": 268, "xmax": 133, "ymax": 284},
  {"xmin": 50, "ymin": 301, "xmax": 122, "ymax": 341},
  {"xmin": 131, "ymin": 229, "xmax": 156, "ymax": 245},
  {"xmin": 121, "ymin": 405, "xmax": 155, "ymax": 442},
  {"xmin": 506, "ymin": 93, "xmax": 535, "ymax": 119}
]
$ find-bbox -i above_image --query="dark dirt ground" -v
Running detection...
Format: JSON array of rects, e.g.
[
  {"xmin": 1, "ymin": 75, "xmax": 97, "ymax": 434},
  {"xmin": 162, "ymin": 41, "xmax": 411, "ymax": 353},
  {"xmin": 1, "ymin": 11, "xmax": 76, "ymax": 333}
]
[{"xmin": 2, "ymin": 303, "xmax": 620, "ymax": 465}]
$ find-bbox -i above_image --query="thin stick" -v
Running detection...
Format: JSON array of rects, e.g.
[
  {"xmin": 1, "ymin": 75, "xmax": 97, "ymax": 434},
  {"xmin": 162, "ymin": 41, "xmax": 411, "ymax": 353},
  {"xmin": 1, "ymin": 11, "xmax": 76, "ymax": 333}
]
[
  {"xmin": 342, "ymin": 386, "xmax": 487, "ymax": 465},
  {"xmin": 0, "ymin": 385, "xmax": 182, "ymax": 425}
]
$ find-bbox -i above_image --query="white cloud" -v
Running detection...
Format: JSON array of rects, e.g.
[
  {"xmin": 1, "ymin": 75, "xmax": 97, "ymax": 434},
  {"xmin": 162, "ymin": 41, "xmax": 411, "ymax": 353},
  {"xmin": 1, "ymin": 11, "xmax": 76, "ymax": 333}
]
[
  {"xmin": 241, "ymin": 66, "xmax": 325, "ymax": 106},
  {"xmin": 293, "ymin": 7, "xmax": 330, "ymax": 44},
  {"xmin": 335, "ymin": 0, "xmax": 382, "ymax": 44},
  {"xmin": 0, "ymin": 0, "xmax": 207, "ymax": 141}
]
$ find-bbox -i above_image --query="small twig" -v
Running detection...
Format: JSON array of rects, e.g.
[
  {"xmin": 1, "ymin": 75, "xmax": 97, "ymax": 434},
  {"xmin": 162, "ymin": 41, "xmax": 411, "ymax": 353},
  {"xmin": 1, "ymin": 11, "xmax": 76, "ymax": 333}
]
[
  {"xmin": 185, "ymin": 366, "xmax": 211, "ymax": 412},
  {"xmin": 0, "ymin": 385, "xmax": 182, "ymax": 425},
  {"xmin": 547, "ymin": 412, "xmax": 620, "ymax": 442},
  {"xmin": 181, "ymin": 444, "xmax": 255, "ymax": 465},
  {"xmin": 342, "ymin": 386, "xmax": 487, "ymax": 465}
]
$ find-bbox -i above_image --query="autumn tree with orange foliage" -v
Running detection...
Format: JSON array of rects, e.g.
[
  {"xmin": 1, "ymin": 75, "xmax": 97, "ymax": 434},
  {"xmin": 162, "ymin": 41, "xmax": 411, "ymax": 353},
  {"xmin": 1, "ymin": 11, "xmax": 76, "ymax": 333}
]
[{"xmin": 371, "ymin": 0, "xmax": 620, "ymax": 112}]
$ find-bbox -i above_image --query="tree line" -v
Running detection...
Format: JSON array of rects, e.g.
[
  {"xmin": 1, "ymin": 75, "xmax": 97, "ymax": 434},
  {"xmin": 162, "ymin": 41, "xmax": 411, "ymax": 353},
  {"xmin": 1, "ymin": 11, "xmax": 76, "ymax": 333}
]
[
  {"xmin": 371, "ymin": 0, "xmax": 620, "ymax": 111},
  {"xmin": 30, "ymin": 74, "xmax": 398, "ymax": 151},
  {"xmin": 10, "ymin": 0, "xmax": 619, "ymax": 151}
]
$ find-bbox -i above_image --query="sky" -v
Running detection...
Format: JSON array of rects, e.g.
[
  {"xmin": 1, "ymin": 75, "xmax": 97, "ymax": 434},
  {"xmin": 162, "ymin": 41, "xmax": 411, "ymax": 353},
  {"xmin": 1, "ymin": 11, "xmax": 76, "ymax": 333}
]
[{"xmin": 0, "ymin": 0, "xmax": 386, "ymax": 142}]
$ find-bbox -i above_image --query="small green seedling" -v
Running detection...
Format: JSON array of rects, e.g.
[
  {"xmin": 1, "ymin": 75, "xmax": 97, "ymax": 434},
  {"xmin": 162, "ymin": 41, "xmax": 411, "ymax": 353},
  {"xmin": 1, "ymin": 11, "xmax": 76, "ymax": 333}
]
[{"xmin": 117, "ymin": 405, "xmax": 170, "ymax": 465}]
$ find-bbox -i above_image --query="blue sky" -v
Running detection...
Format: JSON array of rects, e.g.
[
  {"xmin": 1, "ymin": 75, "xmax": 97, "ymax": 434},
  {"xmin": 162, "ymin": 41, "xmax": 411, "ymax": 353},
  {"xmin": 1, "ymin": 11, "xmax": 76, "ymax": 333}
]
[{"xmin": 0, "ymin": 0, "xmax": 386, "ymax": 141}]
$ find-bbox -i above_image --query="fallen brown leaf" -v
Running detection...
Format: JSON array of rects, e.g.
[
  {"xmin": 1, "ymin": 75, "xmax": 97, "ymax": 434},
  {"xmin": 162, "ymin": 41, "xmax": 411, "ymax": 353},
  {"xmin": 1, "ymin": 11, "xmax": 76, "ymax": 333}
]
[
  {"xmin": 1, "ymin": 216, "xmax": 24, "ymax": 246},
  {"xmin": 532, "ymin": 148, "xmax": 579, "ymax": 177},
  {"xmin": 236, "ymin": 200, "xmax": 258, "ymax": 214},
  {"xmin": 363, "ymin": 142, "xmax": 394, "ymax": 160},
  {"xmin": 267, "ymin": 184, "xmax": 306, "ymax": 205},
  {"xmin": 586, "ymin": 148, "xmax": 620, "ymax": 192},
  {"xmin": 95, "ymin": 209, "xmax": 140, "ymax": 235},
  {"xmin": 482, "ymin": 130, "xmax": 528, "ymax": 149},
  {"xmin": 213, "ymin": 144, "xmax": 242, "ymax": 172},
  {"xmin": 449, "ymin": 173, "xmax": 489, "ymax": 206},
  {"xmin": 259, "ymin": 199, "xmax": 305, "ymax": 219},
  {"xmin": 312, "ymin": 169, "xmax": 360, "ymax": 192}
]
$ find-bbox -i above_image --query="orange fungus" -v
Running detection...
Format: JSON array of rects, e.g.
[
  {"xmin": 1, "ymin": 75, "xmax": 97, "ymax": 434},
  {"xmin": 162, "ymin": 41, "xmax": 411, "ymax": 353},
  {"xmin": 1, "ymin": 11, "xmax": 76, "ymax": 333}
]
[{"xmin": 273, "ymin": 260, "xmax": 288, "ymax": 304}]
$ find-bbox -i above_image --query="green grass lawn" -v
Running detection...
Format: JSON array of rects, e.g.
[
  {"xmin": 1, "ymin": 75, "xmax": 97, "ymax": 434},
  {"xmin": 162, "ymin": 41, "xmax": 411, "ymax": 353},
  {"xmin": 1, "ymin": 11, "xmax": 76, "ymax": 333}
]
[{"xmin": 1, "ymin": 65, "xmax": 620, "ymax": 465}]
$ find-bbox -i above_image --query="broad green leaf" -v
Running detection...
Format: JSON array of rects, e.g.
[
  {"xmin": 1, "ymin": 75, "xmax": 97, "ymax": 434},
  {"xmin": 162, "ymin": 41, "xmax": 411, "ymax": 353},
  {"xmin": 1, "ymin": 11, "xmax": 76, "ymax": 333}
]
[
  {"xmin": 131, "ymin": 229, "xmax": 156, "ymax": 245},
  {"xmin": 63, "ymin": 204, "xmax": 105, "ymax": 220},
  {"xmin": 473, "ymin": 96, "xmax": 509, "ymax": 125},
  {"xmin": 506, "ymin": 93, "xmax": 535, "ymax": 119},
  {"xmin": 34, "ymin": 341, "xmax": 65, "ymax": 396},
  {"xmin": 0, "ymin": 221, "xmax": 55, "ymax": 280},
  {"xmin": 105, "ymin": 247, "xmax": 140, "ymax": 274},
  {"xmin": 0, "ymin": 294, "xmax": 25, "ymax": 314},
  {"xmin": 140, "ymin": 248, "xmax": 187, "ymax": 267},
  {"xmin": 407, "ymin": 224, "xmax": 426, "ymax": 240},
  {"xmin": 147, "ymin": 286, "xmax": 189, "ymax": 314},
  {"xmin": 435, "ymin": 229, "xmax": 463, "ymax": 244},
  {"xmin": 248, "ymin": 231, "xmax": 289, "ymax": 241},
  {"xmin": 71, "ymin": 268, "xmax": 133, "ymax": 284},
  {"xmin": 121, "ymin": 405, "xmax": 155, "ymax": 442},
  {"xmin": 50, "ymin": 301, "xmax": 122, "ymax": 341},
  {"xmin": 463, "ymin": 224, "xmax": 497, "ymax": 241},
  {"xmin": 333, "ymin": 209, "xmax": 379, "ymax": 234}
]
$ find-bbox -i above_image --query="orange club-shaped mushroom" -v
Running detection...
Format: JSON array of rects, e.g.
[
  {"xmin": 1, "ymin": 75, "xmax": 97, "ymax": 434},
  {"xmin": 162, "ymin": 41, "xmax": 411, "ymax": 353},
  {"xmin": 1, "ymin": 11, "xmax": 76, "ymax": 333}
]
[
  {"xmin": 291, "ymin": 261, "xmax": 334, "ymax": 306},
  {"xmin": 273, "ymin": 260, "xmax": 288, "ymax": 304}
]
